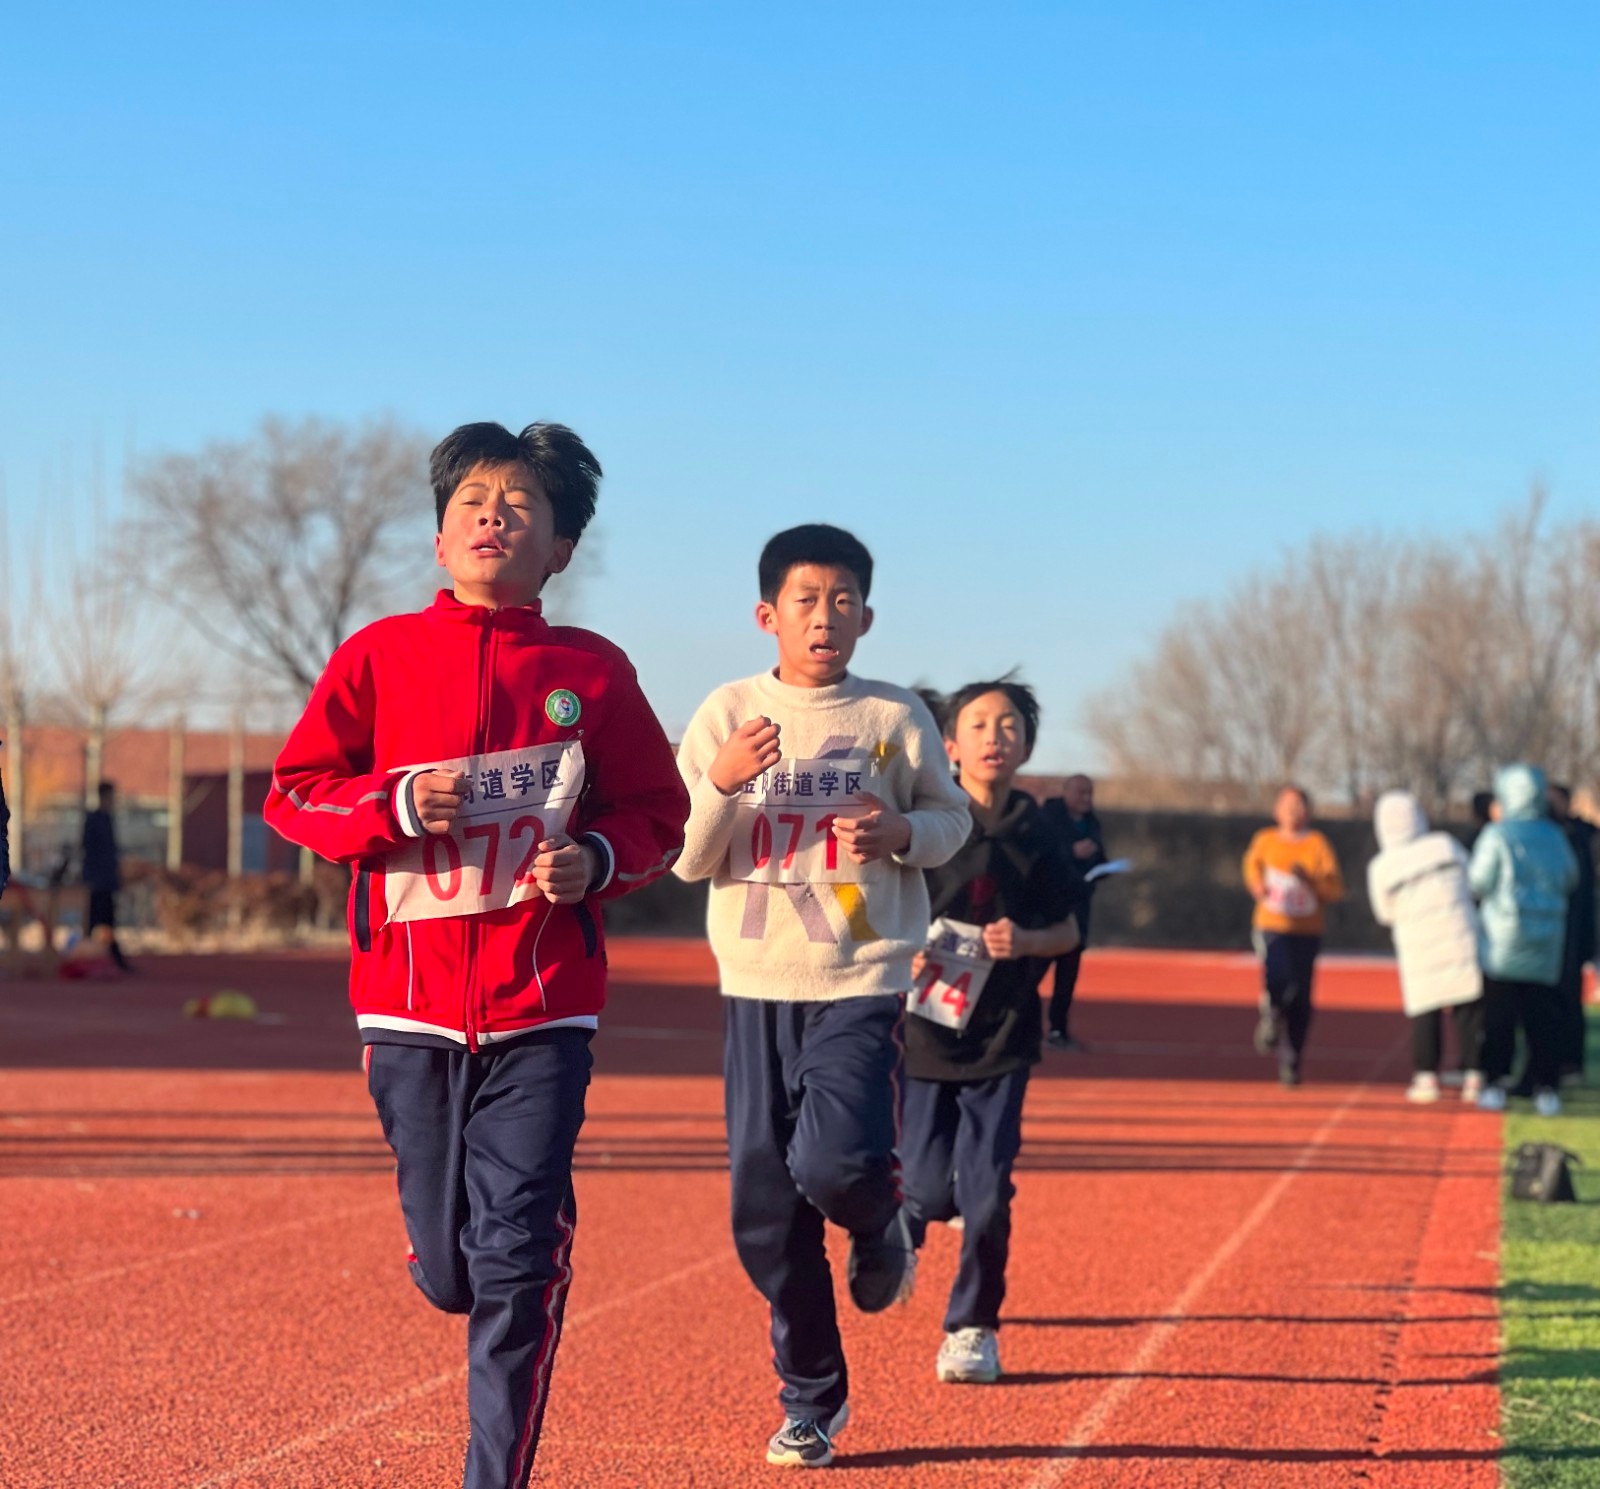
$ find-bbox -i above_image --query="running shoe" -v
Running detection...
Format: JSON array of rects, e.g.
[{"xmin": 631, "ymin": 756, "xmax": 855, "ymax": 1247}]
[
  {"xmin": 936, "ymin": 1327, "xmax": 1002, "ymax": 1384},
  {"xmin": 1278, "ymin": 1059, "xmax": 1302, "ymax": 1088},
  {"xmin": 1253, "ymin": 1004, "xmax": 1280, "ymax": 1056},
  {"xmin": 847, "ymin": 1209, "xmax": 917, "ymax": 1313},
  {"xmin": 1534, "ymin": 1089, "xmax": 1563, "ymax": 1118},
  {"xmin": 766, "ymin": 1403, "xmax": 849, "ymax": 1468},
  {"xmin": 1477, "ymin": 1084, "xmax": 1508, "ymax": 1112},
  {"xmin": 1406, "ymin": 1073, "xmax": 1441, "ymax": 1104},
  {"xmin": 1460, "ymin": 1071, "xmax": 1484, "ymax": 1103}
]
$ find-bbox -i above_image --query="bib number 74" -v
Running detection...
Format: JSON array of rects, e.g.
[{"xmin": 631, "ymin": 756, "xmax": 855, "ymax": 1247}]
[{"xmin": 908, "ymin": 916, "xmax": 993, "ymax": 1032}]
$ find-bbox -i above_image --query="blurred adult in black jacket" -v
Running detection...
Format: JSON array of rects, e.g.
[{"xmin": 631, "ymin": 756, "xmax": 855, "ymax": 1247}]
[
  {"xmin": 1548, "ymin": 784, "xmax": 1595, "ymax": 1079},
  {"xmin": 1040, "ymin": 774, "xmax": 1103, "ymax": 1050}
]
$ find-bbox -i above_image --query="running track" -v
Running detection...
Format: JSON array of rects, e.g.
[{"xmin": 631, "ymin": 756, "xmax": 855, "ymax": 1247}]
[{"xmin": 0, "ymin": 945, "xmax": 1501, "ymax": 1487}]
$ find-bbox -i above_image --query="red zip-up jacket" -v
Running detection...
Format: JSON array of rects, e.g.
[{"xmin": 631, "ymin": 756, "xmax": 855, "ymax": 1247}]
[{"xmin": 265, "ymin": 591, "xmax": 689, "ymax": 1050}]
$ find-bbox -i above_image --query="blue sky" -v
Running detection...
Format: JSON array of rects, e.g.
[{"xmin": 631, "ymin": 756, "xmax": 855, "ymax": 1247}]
[{"xmin": 3, "ymin": 3, "xmax": 1596, "ymax": 768}]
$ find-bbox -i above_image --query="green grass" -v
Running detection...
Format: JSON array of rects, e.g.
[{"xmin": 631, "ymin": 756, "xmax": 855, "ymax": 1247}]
[{"xmin": 1501, "ymin": 1014, "xmax": 1600, "ymax": 1486}]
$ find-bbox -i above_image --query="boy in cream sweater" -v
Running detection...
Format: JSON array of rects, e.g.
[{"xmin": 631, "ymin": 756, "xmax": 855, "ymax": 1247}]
[{"xmin": 675, "ymin": 523, "xmax": 970, "ymax": 1469}]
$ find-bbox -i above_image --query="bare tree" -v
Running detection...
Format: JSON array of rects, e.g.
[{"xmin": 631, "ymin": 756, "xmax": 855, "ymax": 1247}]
[
  {"xmin": 131, "ymin": 416, "xmax": 435, "ymax": 697},
  {"xmin": 1090, "ymin": 488, "xmax": 1600, "ymax": 809}
]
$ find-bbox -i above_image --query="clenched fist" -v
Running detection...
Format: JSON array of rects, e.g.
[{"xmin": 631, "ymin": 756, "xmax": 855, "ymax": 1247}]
[
  {"xmin": 831, "ymin": 792, "xmax": 912, "ymax": 865},
  {"xmin": 709, "ymin": 717, "xmax": 782, "ymax": 796},
  {"xmin": 524, "ymin": 834, "xmax": 601, "ymax": 905},
  {"xmin": 412, "ymin": 770, "xmax": 469, "ymax": 835}
]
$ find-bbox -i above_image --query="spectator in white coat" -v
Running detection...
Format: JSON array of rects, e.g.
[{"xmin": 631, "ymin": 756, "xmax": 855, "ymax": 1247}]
[{"xmin": 1368, "ymin": 791, "xmax": 1485, "ymax": 1104}]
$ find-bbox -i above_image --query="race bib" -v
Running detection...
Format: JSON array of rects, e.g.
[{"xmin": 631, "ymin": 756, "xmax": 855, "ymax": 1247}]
[
  {"xmin": 385, "ymin": 742, "xmax": 586, "ymax": 923},
  {"xmin": 908, "ymin": 916, "xmax": 994, "ymax": 1032},
  {"xmin": 1263, "ymin": 865, "xmax": 1318, "ymax": 919},
  {"xmin": 728, "ymin": 757, "xmax": 874, "ymax": 884}
]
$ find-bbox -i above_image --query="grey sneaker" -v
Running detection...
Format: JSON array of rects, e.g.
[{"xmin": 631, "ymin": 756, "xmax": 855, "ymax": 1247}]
[
  {"xmin": 766, "ymin": 1402, "xmax": 849, "ymax": 1468},
  {"xmin": 936, "ymin": 1326, "xmax": 1001, "ymax": 1384},
  {"xmin": 847, "ymin": 1209, "xmax": 916, "ymax": 1313}
]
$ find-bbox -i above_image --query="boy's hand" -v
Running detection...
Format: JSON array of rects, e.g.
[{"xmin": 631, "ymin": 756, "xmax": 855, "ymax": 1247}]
[
  {"xmin": 983, "ymin": 918, "xmax": 1027, "ymax": 960},
  {"xmin": 1072, "ymin": 838, "xmax": 1099, "ymax": 860},
  {"xmin": 911, "ymin": 951, "xmax": 926, "ymax": 980},
  {"xmin": 412, "ymin": 770, "xmax": 469, "ymax": 835},
  {"xmin": 526, "ymin": 834, "xmax": 600, "ymax": 905},
  {"xmin": 831, "ymin": 793, "xmax": 912, "ymax": 864},
  {"xmin": 709, "ymin": 717, "xmax": 782, "ymax": 796}
]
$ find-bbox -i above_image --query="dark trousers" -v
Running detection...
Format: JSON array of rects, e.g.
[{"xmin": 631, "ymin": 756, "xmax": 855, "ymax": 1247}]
[
  {"xmin": 723, "ymin": 995, "xmax": 904, "ymax": 1420},
  {"xmin": 87, "ymin": 888, "xmax": 132, "ymax": 971},
  {"xmin": 901, "ymin": 1067, "xmax": 1029, "ymax": 1332},
  {"xmin": 1557, "ymin": 960, "xmax": 1588, "ymax": 1076},
  {"xmin": 1260, "ymin": 932, "xmax": 1320, "ymax": 1067},
  {"xmin": 367, "ymin": 1032, "xmax": 592, "ymax": 1489},
  {"xmin": 1047, "ymin": 947, "xmax": 1084, "ymax": 1037},
  {"xmin": 1410, "ymin": 1001, "xmax": 1485, "ymax": 1075},
  {"xmin": 1481, "ymin": 976, "xmax": 1562, "ymax": 1093}
]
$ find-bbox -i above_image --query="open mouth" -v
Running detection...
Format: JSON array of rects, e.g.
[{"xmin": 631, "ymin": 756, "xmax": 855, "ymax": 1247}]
[
  {"xmin": 808, "ymin": 642, "xmax": 840, "ymax": 661},
  {"xmin": 471, "ymin": 541, "xmax": 507, "ymax": 557}
]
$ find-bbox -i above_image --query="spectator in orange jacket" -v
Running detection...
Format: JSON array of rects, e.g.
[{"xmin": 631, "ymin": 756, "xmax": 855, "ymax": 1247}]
[{"xmin": 1242, "ymin": 785, "xmax": 1344, "ymax": 1086}]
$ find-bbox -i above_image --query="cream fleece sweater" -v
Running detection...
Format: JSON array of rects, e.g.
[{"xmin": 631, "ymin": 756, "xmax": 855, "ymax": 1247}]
[{"xmin": 675, "ymin": 670, "xmax": 971, "ymax": 1001}]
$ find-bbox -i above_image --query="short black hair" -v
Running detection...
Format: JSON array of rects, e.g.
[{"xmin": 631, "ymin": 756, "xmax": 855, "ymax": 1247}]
[
  {"xmin": 939, "ymin": 673, "xmax": 1041, "ymax": 751},
  {"xmin": 758, "ymin": 524, "xmax": 873, "ymax": 603},
  {"xmin": 1471, "ymin": 790, "xmax": 1494, "ymax": 825},
  {"xmin": 97, "ymin": 780, "xmax": 115, "ymax": 801},
  {"xmin": 430, "ymin": 422, "xmax": 602, "ymax": 542},
  {"xmin": 1279, "ymin": 783, "xmax": 1312, "ymax": 810}
]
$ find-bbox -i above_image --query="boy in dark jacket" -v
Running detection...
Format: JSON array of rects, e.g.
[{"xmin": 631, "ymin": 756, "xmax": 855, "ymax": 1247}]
[
  {"xmin": 266, "ymin": 422, "xmax": 689, "ymax": 1489},
  {"xmin": 902, "ymin": 677, "xmax": 1080, "ymax": 1385}
]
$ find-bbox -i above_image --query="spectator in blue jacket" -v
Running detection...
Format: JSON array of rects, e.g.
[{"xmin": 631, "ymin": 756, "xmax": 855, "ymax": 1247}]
[{"xmin": 1469, "ymin": 764, "xmax": 1577, "ymax": 1115}]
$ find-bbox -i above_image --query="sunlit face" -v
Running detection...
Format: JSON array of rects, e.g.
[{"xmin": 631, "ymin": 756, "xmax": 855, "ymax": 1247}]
[
  {"xmin": 945, "ymin": 689, "xmax": 1031, "ymax": 787},
  {"xmin": 757, "ymin": 563, "xmax": 872, "ymax": 688},
  {"xmin": 1274, "ymin": 788, "xmax": 1310, "ymax": 834},
  {"xmin": 1064, "ymin": 775, "xmax": 1094, "ymax": 816},
  {"xmin": 435, "ymin": 461, "xmax": 572, "ymax": 606}
]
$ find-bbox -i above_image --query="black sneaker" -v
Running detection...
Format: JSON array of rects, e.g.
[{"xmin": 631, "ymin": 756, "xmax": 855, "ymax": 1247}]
[
  {"xmin": 1046, "ymin": 1029, "xmax": 1069, "ymax": 1049},
  {"xmin": 847, "ymin": 1209, "xmax": 916, "ymax": 1313},
  {"xmin": 1278, "ymin": 1060, "xmax": 1302, "ymax": 1088},
  {"xmin": 1253, "ymin": 1005, "xmax": 1279, "ymax": 1056},
  {"xmin": 766, "ymin": 1402, "xmax": 850, "ymax": 1468}
]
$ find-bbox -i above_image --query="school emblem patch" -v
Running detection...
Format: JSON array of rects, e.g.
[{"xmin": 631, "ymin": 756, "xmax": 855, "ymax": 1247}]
[{"xmin": 545, "ymin": 689, "xmax": 582, "ymax": 728}]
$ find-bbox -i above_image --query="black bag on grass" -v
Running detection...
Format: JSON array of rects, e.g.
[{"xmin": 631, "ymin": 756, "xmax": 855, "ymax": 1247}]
[{"xmin": 1509, "ymin": 1142, "xmax": 1580, "ymax": 1203}]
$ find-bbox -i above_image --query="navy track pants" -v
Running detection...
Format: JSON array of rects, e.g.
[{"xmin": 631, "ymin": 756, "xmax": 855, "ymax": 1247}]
[
  {"xmin": 1260, "ymin": 932, "xmax": 1321, "ymax": 1068},
  {"xmin": 900, "ymin": 1066, "xmax": 1030, "ymax": 1332},
  {"xmin": 723, "ymin": 994, "xmax": 905, "ymax": 1420},
  {"xmin": 367, "ymin": 1031, "xmax": 592, "ymax": 1489}
]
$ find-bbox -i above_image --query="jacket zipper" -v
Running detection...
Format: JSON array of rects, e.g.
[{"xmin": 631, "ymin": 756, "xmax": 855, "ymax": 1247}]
[{"xmin": 463, "ymin": 616, "xmax": 496, "ymax": 1052}]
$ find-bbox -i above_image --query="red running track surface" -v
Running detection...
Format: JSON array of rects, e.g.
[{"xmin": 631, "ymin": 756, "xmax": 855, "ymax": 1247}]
[{"xmin": 0, "ymin": 944, "xmax": 1501, "ymax": 1487}]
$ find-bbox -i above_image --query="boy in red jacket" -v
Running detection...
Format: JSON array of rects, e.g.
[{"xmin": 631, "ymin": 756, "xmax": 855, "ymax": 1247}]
[{"xmin": 266, "ymin": 421, "xmax": 688, "ymax": 1489}]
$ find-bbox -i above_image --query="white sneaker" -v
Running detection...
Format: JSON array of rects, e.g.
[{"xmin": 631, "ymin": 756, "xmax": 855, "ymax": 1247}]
[
  {"xmin": 1460, "ymin": 1071, "xmax": 1484, "ymax": 1104},
  {"xmin": 936, "ymin": 1327, "xmax": 1001, "ymax": 1384},
  {"xmin": 1534, "ymin": 1089, "xmax": 1563, "ymax": 1118},
  {"xmin": 1406, "ymin": 1073, "xmax": 1441, "ymax": 1104},
  {"xmin": 1477, "ymin": 1085, "xmax": 1508, "ymax": 1112}
]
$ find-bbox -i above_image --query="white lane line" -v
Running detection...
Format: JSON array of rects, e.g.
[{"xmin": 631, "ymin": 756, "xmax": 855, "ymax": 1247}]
[
  {"xmin": 1022, "ymin": 1041, "xmax": 1405, "ymax": 1489},
  {"xmin": 184, "ymin": 1247, "xmax": 738, "ymax": 1489},
  {"xmin": 1, "ymin": 1198, "xmax": 396, "ymax": 1307}
]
